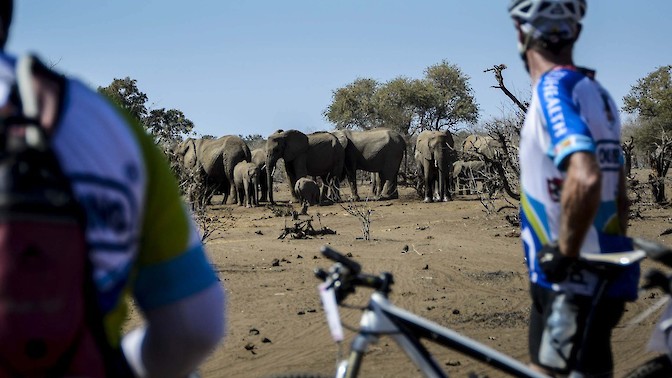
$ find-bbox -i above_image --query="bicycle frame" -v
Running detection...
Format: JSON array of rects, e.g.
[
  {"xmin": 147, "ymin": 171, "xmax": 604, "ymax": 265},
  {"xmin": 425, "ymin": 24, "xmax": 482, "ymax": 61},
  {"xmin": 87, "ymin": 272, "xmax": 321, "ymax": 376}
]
[
  {"xmin": 318, "ymin": 242, "xmax": 667, "ymax": 378},
  {"xmin": 333, "ymin": 291, "xmax": 547, "ymax": 378}
]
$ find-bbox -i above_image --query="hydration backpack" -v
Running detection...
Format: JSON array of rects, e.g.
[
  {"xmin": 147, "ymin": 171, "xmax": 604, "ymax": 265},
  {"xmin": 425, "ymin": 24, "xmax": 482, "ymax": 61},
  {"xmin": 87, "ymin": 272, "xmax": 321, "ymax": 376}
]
[{"xmin": 0, "ymin": 55, "xmax": 105, "ymax": 376}]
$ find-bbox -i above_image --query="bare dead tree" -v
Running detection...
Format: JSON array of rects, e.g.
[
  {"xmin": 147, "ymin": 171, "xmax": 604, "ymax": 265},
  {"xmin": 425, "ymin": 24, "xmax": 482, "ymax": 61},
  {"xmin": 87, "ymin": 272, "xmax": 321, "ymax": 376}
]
[
  {"xmin": 484, "ymin": 64, "xmax": 528, "ymax": 114},
  {"xmin": 622, "ymin": 137, "xmax": 635, "ymax": 178},
  {"xmin": 479, "ymin": 64, "xmax": 527, "ymax": 204},
  {"xmin": 339, "ymin": 199, "xmax": 373, "ymax": 240},
  {"xmin": 648, "ymin": 130, "xmax": 672, "ymax": 203},
  {"xmin": 167, "ymin": 147, "xmax": 225, "ymax": 243}
]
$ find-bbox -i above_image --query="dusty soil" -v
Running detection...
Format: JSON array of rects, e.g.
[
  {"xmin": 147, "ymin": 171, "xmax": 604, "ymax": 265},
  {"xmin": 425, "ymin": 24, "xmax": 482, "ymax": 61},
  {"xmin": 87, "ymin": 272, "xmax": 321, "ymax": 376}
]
[{"xmin": 138, "ymin": 169, "xmax": 672, "ymax": 377}]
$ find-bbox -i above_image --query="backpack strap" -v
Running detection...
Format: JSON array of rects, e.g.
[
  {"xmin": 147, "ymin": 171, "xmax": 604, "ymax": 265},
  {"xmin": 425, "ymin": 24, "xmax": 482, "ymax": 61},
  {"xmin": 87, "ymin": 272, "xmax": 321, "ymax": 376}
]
[{"xmin": 10, "ymin": 54, "xmax": 66, "ymax": 138}]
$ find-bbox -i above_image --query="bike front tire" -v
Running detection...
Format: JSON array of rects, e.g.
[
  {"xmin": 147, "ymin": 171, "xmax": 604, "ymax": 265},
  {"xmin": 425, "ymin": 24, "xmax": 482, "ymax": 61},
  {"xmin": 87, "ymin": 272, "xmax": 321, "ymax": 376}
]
[{"xmin": 624, "ymin": 355, "xmax": 672, "ymax": 378}]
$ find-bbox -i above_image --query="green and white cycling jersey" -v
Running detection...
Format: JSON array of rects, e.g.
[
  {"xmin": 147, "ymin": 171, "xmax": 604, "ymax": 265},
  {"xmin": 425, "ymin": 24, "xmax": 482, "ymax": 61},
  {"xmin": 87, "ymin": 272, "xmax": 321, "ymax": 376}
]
[{"xmin": 0, "ymin": 53, "xmax": 219, "ymax": 348}]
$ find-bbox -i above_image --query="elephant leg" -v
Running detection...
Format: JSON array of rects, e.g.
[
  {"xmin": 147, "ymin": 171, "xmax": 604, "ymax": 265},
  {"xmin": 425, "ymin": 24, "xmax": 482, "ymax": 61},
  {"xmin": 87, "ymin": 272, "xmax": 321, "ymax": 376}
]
[
  {"xmin": 239, "ymin": 184, "xmax": 246, "ymax": 206},
  {"xmin": 259, "ymin": 173, "xmax": 268, "ymax": 203},
  {"xmin": 286, "ymin": 165, "xmax": 299, "ymax": 200},
  {"xmin": 250, "ymin": 179, "xmax": 259, "ymax": 207},
  {"xmin": 438, "ymin": 170, "xmax": 449, "ymax": 202},
  {"xmin": 379, "ymin": 173, "xmax": 398, "ymax": 200},
  {"xmin": 423, "ymin": 163, "xmax": 433, "ymax": 203},
  {"xmin": 218, "ymin": 180, "xmax": 228, "ymax": 205},
  {"xmin": 241, "ymin": 181, "xmax": 249, "ymax": 207},
  {"xmin": 346, "ymin": 168, "xmax": 360, "ymax": 201},
  {"xmin": 228, "ymin": 182, "xmax": 238, "ymax": 205}
]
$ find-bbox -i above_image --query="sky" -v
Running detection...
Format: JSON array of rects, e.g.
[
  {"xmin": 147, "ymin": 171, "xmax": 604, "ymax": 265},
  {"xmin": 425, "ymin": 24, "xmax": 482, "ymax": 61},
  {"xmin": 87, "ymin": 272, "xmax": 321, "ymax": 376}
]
[{"xmin": 7, "ymin": 1, "xmax": 672, "ymax": 138}]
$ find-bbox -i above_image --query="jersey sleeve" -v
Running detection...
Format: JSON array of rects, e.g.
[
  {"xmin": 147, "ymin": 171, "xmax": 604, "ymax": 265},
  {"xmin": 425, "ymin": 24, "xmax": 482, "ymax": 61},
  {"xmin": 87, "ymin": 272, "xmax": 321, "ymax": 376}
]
[
  {"xmin": 125, "ymin": 119, "xmax": 218, "ymax": 311},
  {"xmin": 539, "ymin": 69, "xmax": 595, "ymax": 170}
]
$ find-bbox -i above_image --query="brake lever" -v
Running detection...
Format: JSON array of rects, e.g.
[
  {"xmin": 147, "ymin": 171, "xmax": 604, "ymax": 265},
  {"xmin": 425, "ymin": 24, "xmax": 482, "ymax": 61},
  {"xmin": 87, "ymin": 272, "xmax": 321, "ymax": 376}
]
[{"xmin": 314, "ymin": 268, "xmax": 329, "ymax": 282}]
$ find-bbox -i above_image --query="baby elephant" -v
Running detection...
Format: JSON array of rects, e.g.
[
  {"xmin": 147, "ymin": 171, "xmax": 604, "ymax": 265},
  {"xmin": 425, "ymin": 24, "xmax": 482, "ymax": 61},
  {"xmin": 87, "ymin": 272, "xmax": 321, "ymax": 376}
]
[
  {"xmin": 233, "ymin": 161, "xmax": 259, "ymax": 207},
  {"xmin": 294, "ymin": 177, "xmax": 320, "ymax": 215}
]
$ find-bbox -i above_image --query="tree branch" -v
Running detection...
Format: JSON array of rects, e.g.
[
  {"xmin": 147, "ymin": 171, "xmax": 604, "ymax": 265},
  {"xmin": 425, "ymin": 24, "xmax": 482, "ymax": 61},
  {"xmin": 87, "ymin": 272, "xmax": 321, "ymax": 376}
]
[{"xmin": 484, "ymin": 64, "xmax": 528, "ymax": 113}]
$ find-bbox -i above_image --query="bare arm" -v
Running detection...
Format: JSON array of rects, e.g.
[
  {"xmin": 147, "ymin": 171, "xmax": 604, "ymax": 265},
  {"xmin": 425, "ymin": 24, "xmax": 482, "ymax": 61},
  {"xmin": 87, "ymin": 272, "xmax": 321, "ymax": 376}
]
[
  {"xmin": 122, "ymin": 283, "xmax": 226, "ymax": 378},
  {"xmin": 617, "ymin": 167, "xmax": 629, "ymax": 235},
  {"xmin": 558, "ymin": 152, "xmax": 602, "ymax": 258}
]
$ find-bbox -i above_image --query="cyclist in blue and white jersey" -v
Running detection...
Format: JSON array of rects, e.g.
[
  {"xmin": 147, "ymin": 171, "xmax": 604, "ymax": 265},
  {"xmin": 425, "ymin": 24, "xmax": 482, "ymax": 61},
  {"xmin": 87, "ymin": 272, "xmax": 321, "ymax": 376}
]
[
  {"xmin": 509, "ymin": 0, "xmax": 636, "ymax": 376},
  {"xmin": 0, "ymin": 1, "xmax": 226, "ymax": 377}
]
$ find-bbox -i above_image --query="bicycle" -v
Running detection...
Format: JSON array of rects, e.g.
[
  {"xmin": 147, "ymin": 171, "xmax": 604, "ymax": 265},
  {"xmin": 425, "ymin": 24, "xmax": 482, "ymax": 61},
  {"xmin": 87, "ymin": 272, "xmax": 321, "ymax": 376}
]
[
  {"xmin": 623, "ymin": 265, "xmax": 672, "ymax": 378},
  {"xmin": 270, "ymin": 238, "xmax": 672, "ymax": 378}
]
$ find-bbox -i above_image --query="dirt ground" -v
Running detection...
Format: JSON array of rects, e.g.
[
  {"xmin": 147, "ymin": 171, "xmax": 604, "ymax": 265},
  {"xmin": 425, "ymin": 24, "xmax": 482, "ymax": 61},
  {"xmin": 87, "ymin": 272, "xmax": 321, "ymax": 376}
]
[{"xmin": 138, "ymin": 169, "xmax": 672, "ymax": 377}]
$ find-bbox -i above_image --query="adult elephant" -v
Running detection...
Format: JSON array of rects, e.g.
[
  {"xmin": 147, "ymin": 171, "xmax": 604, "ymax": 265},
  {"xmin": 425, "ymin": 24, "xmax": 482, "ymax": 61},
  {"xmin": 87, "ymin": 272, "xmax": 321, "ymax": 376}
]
[
  {"xmin": 331, "ymin": 128, "xmax": 406, "ymax": 201},
  {"xmin": 176, "ymin": 135, "xmax": 251, "ymax": 204},
  {"xmin": 251, "ymin": 147, "xmax": 268, "ymax": 203},
  {"xmin": 306, "ymin": 132, "xmax": 345, "ymax": 202},
  {"xmin": 415, "ymin": 130, "xmax": 457, "ymax": 203},
  {"xmin": 265, "ymin": 130, "xmax": 344, "ymax": 204},
  {"xmin": 461, "ymin": 134, "xmax": 501, "ymax": 161},
  {"xmin": 453, "ymin": 159, "xmax": 487, "ymax": 195}
]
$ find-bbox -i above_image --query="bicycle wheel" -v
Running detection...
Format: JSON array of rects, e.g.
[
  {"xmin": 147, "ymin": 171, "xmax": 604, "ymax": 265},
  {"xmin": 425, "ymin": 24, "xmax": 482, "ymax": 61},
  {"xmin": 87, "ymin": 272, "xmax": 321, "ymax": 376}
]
[{"xmin": 623, "ymin": 355, "xmax": 672, "ymax": 378}]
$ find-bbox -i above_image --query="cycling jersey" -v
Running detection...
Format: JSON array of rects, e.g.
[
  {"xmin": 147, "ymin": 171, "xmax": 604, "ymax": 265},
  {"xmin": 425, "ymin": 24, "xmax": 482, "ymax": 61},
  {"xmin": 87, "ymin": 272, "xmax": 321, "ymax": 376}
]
[
  {"xmin": 519, "ymin": 66, "xmax": 639, "ymax": 300},
  {"xmin": 0, "ymin": 53, "xmax": 220, "ymax": 347}
]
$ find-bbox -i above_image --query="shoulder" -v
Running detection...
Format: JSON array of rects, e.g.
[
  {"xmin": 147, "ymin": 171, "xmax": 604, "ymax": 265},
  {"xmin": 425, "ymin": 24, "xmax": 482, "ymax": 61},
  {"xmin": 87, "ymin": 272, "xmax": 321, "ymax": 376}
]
[{"xmin": 536, "ymin": 67, "xmax": 589, "ymax": 97}]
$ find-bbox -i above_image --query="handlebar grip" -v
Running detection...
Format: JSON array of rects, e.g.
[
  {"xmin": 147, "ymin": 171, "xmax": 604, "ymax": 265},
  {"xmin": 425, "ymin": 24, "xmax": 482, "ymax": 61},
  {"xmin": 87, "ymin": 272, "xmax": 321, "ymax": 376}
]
[
  {"xmin": 320, "ymin": 245, "xmax": 361, "ymax": 274},
  {"xmin": 633, "ymin": 238, "xmax": 672, "ymax": 267},
  {"xmin": 315, "ymin": 268, "xmax": 329, "ymax": 281}
]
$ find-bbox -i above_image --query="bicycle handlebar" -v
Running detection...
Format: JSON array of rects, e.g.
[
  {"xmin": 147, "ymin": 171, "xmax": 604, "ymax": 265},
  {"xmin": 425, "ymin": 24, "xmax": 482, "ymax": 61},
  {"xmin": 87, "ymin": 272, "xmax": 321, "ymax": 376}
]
[
  {"xmin": 321, "ymin": 245, "xmax": 361, "ymax": 274},
  {"xmin": 633, "ymin": 237, "xmax": 672, "ymax": 267},
  {"xmin": 316, "ymin": 246, "xmax": 393, "ymax": 303},
  {"xmin": 316, "ymin": 238, "xmax": 672, "ymax": 304}
]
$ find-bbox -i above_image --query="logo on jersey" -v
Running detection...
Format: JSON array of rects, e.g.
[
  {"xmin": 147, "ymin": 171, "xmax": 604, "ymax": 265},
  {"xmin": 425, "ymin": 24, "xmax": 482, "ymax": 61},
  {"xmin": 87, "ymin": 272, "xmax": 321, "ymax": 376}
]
[
  {"xmin": 542, "ymin": 70, "xmax": 569, "ymax": 139},
  {"xmin": 72, "ymin": 175, "xmax": 136, "ymax": 252},
  {"xmin": 596, "ymin": 142, "xmax": 622, "ymax": 170},
  {"xmin": 547, "ymin": 177, "xmax": 564, "ymax": 202}
]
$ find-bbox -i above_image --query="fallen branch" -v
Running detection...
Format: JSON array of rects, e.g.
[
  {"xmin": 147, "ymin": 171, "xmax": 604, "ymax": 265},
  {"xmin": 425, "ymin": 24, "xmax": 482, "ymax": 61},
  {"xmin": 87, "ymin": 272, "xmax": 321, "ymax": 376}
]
[{"xmin": 278, "ymin": 217, "xmax": 336, "ymax": 239}]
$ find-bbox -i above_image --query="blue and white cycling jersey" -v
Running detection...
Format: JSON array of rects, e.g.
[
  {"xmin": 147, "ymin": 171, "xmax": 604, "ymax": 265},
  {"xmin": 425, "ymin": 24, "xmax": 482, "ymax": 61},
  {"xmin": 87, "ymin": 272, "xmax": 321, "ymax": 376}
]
[{"xmin": 519, "ymin": 66, "xmax": 638, "ymax": 300}]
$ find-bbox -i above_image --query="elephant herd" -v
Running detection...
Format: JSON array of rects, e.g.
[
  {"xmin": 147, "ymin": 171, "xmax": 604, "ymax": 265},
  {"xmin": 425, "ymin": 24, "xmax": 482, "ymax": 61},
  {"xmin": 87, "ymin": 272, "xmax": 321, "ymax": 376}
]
[
  {"xmin": 174, "ymin": 128, "xmax": 500, "ymax": 209},
  {"xmin": 174, "ymin": 128, "xmax": 407, "ymax": 208}
]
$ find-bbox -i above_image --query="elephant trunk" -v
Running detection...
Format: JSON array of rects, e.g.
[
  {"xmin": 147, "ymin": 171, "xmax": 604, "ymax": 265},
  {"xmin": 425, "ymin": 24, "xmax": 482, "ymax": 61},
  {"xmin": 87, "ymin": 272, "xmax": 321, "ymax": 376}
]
[
  {"xmin": 437, "ymin": 148, "xmax": 449, "ymax": 201},
  {"xmin": 266, "ymin": 155, "xmax": 278, "ymax": 204},
  {"xmin": 251, "ymin": 174, "xmax": 259, "ymax": 206}
]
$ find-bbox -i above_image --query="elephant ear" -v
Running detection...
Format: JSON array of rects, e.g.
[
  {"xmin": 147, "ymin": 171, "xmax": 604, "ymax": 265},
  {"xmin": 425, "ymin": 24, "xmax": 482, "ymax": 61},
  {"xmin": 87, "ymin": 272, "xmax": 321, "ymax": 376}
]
[
  {"xmin": 179, "ymin": 138, "xmax": 198, "ymax": 168},
  {"xmin": 417, "ymin": 134, "xmax": 433, "ymax": 161},
  {"xmin": 331, "ymin": 130, "xmax": 349, "ymax": 150}
]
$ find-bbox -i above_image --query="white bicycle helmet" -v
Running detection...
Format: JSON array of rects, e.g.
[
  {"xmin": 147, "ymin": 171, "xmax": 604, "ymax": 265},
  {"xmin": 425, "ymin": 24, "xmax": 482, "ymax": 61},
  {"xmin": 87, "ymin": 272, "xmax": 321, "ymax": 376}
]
[
  {"xmin": 509, "ymin": 0, "xmax": 586, "ymax": 24},
  {"xmin": 509, "ymin": 0, "xmax": 586, "ymax": 54}
]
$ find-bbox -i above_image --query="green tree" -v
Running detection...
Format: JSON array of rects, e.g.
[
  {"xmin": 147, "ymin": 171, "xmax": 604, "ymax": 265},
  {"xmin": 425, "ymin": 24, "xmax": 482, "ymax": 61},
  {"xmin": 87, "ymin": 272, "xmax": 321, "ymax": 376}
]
[
  {"xmin": 323, "ymin": 61, "xmax": 479, "ymax": 135},
  {"xmin": 422, "ymin": 60, "xmax": 479, "ymax": 130},
  {"xmin": 145, "ymin": 108, "xmax": 195, "ymax": 147},
  {"xmin": 324, "ymin": 78, "xmax": 379, "ymax": 130},
  {"xmin": 622, "ymin": 66, "xmax": 672, "ymax": 151},
  {"xmin": 98, "ymin": 77, "xmax": 148, "ymax": 121},
  {"xmin": 239, "ymin": 134, "xmax": 265, "ymax": 150},
  {"xmin": 374, "ymin": 77, "xmax": 416, "ymax": 134},
  {"xmin": 622, "ymin": 65, "xmax": 672, "ymax": 203},
  {"xmin": 623, "ymin": 65, "xmax": 672, "ymax": 122},
  {"xmin": 98, "ymin": 77, "xmax": 195, "ymax": 146}
]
